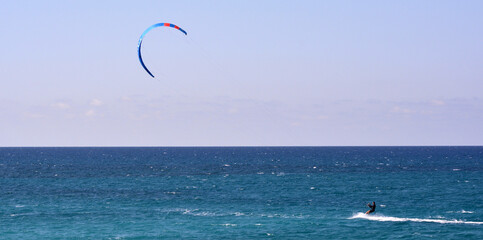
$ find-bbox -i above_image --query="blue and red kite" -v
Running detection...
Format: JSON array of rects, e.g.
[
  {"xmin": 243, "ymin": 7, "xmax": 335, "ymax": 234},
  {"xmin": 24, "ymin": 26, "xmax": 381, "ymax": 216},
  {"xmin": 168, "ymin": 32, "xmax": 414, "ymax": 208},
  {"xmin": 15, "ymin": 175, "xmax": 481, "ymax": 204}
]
[{"xmin": 137, "ymin": 23, "xmax": 187, "ymax": 78}]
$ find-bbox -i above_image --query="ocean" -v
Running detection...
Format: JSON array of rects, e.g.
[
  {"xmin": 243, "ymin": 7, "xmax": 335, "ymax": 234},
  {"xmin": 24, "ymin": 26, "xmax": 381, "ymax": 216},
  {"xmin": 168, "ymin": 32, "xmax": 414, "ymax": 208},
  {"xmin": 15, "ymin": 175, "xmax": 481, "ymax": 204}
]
[{"xmin": 1, "ymin": 147, "xmax": 482, "ymax": 239}]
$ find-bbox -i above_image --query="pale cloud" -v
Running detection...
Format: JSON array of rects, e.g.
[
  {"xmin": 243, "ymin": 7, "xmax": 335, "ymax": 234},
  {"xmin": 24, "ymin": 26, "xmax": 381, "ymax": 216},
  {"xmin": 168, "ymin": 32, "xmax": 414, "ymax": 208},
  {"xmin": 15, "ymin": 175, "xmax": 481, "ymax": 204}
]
[
  {"xmin": 228, "ymin": 108, "xmax": 238, "ymax": 114},
  {"xmin": 391, "ymin": 106, "xmax": 412, "ymax": 114},
  {"xmin": 52, "ymin": 102, "xmax": 70, "ymax": 110},
  {"xmin": 6, "ymin": 96, "xmax": 481, "ymax": 146},
  {"xmin": 90, "ymin": 99, "xmax": 103, "ymax": 106},
  {"xmin": 121, "ymin": 96, "xmax": 131, "ymax": 101},
  {"xmin": 431, "ymin": 100, "xmax": 445, "ymax": 106},
  {"xmin": 85, "ymin": 109, "xmax": 95, "ymax": 117},
  {"xmin": 129, "ymin": 113, "xmax": 150, "ymax": 121},
  {"xmin": 23, "ymin": 112, "xmax": 46, "ymax": 119}
]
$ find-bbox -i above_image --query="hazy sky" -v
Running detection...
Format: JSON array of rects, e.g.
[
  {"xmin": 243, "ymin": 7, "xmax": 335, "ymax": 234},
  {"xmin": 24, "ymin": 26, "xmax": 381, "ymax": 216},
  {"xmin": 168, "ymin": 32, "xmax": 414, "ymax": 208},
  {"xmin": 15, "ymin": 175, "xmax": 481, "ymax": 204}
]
[{"xmin": 1, "ymin": 0, "xmax": 482, "ymax": 146}]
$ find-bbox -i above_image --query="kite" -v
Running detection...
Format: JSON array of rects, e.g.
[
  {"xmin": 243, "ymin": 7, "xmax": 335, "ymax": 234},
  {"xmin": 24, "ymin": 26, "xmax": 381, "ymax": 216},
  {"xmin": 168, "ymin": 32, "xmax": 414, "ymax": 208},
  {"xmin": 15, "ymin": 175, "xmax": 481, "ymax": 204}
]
[{"xmin": 138, "ymin": 23, "xmax": 187, "ymax": 78}]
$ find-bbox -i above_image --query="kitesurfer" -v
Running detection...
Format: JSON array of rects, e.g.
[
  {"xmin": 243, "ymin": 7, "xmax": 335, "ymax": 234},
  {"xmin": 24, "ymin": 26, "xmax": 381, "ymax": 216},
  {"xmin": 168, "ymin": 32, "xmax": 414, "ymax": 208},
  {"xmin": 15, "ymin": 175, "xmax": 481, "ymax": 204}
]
[{"xmin": 365, "ymin": 201, "xmax": 376, "ymax": 214}]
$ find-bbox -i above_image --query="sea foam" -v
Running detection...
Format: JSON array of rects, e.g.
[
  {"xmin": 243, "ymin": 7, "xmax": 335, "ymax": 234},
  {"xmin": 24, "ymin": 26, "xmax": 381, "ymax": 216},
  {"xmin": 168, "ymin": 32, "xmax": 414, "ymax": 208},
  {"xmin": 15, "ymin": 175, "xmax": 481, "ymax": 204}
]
[{"xmin": 349, "ymin": 212, "xmax": 483, "ymax": 225}]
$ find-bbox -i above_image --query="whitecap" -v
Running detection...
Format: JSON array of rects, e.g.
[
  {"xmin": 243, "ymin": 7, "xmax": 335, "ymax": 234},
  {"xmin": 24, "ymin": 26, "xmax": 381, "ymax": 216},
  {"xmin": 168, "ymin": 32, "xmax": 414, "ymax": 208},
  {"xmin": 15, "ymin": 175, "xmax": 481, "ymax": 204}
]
[
  {"xmin": 261, "ymin": 213, "xmax": 306, "ymax": 219},
  {"xmin": 349, "ymin": 212, "xmax": 482, "ymax": 225},
  {"xmin": 179, "ymin": 209, "xmax": 223, "ymax": 217},
  {"xmin": 164, "ymin": 191, "xmax": 179, "ymax": 195},
  {"xmin": 220, "ymin": 223, "xmax": 237, "ymax": 227}
]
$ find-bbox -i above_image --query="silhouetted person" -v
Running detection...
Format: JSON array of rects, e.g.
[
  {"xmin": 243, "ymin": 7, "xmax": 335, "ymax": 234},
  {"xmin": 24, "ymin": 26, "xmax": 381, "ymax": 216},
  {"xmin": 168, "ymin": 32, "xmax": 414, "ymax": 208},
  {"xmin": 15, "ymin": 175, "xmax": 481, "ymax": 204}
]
[{"xmin": 366, "ymin": 201, "xmax": 376, "ymax": 214}]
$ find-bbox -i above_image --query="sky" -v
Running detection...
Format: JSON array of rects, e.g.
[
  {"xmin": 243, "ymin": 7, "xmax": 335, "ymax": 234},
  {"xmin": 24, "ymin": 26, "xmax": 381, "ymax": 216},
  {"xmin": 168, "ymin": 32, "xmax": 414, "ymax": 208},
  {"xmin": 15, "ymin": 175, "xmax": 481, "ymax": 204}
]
[{"xmin": 1, "ymin": 0, "xmax": 482, "ymax": 146}]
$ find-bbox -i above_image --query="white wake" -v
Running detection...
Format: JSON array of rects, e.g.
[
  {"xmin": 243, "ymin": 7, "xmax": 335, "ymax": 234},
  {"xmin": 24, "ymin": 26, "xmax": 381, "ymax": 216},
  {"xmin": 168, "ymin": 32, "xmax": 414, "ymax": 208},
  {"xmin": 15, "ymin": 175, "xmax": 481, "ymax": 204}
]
[{"xmin": 349, "ymin": 212, "xmax": 483, "ymax": 225}]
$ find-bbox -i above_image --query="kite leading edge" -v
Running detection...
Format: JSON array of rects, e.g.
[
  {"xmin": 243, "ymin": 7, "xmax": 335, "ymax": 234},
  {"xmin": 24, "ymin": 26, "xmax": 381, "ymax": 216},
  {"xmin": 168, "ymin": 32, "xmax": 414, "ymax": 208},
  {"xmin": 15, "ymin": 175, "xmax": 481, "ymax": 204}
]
[{"xmin": 137, "ymin": 23, "xmax": 187, "ymax": 78}]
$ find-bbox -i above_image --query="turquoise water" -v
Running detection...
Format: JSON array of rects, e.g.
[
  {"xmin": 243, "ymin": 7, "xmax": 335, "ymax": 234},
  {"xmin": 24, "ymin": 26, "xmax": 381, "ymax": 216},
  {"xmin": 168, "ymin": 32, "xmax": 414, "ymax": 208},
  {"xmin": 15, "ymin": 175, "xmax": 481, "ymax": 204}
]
[{"xmin": 1, "ymin": 147, "xmax": 482, "ymax": 239}]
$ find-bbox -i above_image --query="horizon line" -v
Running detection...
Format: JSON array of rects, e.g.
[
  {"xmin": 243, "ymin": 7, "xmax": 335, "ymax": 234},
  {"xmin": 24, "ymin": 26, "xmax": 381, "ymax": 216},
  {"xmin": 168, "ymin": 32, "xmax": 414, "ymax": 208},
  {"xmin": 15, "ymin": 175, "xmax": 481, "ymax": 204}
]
[{"xmin": 1, "ymin": 145, "xmax": 482, "ymax": 148}]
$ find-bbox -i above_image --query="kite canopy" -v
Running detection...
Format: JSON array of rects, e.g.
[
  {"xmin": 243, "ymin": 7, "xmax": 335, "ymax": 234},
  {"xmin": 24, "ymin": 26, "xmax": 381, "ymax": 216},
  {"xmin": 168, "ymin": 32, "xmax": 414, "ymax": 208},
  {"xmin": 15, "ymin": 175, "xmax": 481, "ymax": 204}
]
[{"xmin": 138, "ymin": 23, "xmax": 187, "ymax": 78}]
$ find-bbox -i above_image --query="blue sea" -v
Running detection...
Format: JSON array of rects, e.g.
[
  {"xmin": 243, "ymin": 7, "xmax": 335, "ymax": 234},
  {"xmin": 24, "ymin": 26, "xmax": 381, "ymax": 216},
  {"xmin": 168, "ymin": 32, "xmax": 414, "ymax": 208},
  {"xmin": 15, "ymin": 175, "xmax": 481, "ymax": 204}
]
[{"xmin": 1, "ymin": 147, "xmax": 482, "ymax": 239}]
